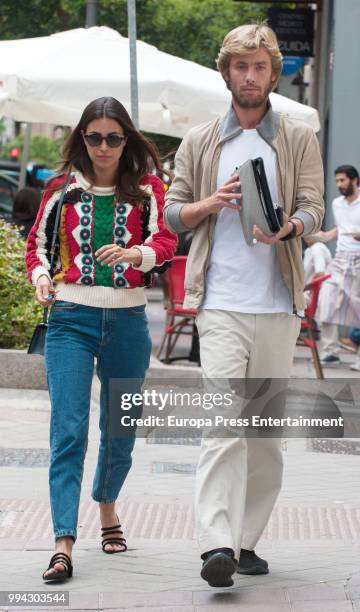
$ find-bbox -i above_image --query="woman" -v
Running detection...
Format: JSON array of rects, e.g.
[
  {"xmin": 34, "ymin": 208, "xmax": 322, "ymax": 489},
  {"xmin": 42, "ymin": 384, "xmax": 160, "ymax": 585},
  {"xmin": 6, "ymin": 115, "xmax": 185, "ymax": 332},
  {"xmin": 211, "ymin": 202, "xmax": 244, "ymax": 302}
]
[{"xmin": 26, "ymin": 97, "xmax": 177, "ymax": 581}]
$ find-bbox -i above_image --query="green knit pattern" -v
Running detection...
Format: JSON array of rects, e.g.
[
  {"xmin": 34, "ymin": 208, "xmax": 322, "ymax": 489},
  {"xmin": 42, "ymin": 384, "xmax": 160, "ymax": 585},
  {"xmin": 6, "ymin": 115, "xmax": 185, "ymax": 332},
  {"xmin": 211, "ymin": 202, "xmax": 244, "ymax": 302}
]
[{"xmin": 92, "ymin": 194, "xmax": 115, "ymax": 287}]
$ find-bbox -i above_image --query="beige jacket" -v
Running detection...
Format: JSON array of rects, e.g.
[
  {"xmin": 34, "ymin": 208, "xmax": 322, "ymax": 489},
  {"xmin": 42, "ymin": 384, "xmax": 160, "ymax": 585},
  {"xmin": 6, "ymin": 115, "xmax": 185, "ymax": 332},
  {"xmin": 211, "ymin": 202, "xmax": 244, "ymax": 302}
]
[{"xmin": 164, "ymin": 104, "xmax": 324, "ymax": 312}]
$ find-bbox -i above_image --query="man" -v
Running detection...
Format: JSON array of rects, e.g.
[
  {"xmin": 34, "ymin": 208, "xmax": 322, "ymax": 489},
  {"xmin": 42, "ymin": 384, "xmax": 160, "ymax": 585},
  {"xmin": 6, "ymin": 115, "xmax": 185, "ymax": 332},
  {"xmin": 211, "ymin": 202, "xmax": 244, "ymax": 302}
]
[
  {"xmin": 303, "ymin": 234, "xmax": 332, "ymax": 285},
  {"xmin": 318, "ymin": 165, "xmax": 360, "ymax": 371},
  {"xmin": 164, "ymin": 24, "xmax": 324, "ymax": 588}
]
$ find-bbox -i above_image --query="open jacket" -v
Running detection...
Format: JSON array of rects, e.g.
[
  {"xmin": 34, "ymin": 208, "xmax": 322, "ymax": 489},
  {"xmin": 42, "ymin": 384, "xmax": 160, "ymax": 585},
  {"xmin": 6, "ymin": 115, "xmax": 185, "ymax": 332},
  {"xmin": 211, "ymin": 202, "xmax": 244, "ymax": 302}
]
[{"xmin": 164, "ymin": 103, "xmax": 325, "ymax": 312}]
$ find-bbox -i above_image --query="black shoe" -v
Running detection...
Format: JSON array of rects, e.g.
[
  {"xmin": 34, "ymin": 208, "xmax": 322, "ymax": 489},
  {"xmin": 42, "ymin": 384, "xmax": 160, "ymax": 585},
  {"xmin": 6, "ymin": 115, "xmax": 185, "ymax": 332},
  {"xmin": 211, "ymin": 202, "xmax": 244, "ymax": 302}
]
[
  {"xmin": 42, "ymin": 552, "xmax": 73, "ymax": 582},
  {"xmin": 237, "ymin": 549, "xmax": 269, "ymax": 575},
  {"xmin": 200, "ymin": 547, "xmax": 237, "ymax": 587},
  {"xmin": 320, "ymin": 354, "xmax": 341, "ymax": 366}
]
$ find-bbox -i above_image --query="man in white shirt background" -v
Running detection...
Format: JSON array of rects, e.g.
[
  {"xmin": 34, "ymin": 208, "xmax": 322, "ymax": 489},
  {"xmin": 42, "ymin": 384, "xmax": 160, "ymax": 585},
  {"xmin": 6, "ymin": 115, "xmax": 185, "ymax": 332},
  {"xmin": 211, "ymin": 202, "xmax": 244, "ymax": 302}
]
[
  {"xmin": 318, "ymin": 165, "xmax": 360, "ymax": 371},
  {"xmin": 303, "ymin": 234, "xmax": 332, "ymax": 286}
]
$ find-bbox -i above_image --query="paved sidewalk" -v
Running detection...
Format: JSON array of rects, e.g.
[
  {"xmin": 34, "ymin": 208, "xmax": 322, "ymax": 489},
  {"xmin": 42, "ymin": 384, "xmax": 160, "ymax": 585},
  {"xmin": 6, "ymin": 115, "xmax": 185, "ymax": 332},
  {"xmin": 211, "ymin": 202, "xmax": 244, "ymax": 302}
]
[
  {"xmin": 0, "ymin": 299, "xmax": 359, "ymax": 611},
  {"xmin": 1, "ymin": 380, "xmax": 360, "ymax": 611}
]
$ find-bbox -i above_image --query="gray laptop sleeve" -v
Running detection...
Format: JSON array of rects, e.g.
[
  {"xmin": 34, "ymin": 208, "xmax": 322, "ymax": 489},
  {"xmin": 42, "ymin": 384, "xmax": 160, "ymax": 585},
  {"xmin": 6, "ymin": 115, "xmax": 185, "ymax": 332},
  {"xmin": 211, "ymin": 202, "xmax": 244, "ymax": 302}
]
[{"xmin": 236, "ymin": 159, "xmax": 281, "ymax": 247}]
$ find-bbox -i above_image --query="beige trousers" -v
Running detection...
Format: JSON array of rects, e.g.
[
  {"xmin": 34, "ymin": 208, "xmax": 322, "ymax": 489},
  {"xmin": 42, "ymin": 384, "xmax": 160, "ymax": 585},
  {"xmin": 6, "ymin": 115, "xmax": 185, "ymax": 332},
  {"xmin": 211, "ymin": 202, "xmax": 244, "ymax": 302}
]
[{"xmin": 195, "ymin": 309, "xmax": 301, "ymax": 561}]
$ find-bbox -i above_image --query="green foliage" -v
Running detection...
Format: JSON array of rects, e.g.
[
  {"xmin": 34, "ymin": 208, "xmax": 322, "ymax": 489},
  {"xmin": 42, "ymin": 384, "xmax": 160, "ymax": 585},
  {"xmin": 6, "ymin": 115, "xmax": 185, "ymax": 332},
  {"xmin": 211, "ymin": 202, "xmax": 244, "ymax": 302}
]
[
  {"xmin": 2, "ymin": 135, "xmax": 62, "ymax": 168},
  {"xmin": 143, "ymin": 132, "xmax": 180, "ymax": 160},
  {"xmin": 0, "ymin": 0, "xmax": 288, "ymax": 153},
  {"xmin": 0, "ymin": 0, "xmax": 82, "ymax": 40},
  {"xmin": 0, "ymin": 0, "xmax": 294, "ymax": 67},
  {"xmin": 0, "ymin": 1, "xmax": 273, "ymax": 69},
  {"xmin": 136, "ymin": 0, "xmax": 267, "ymax": 69},
  {"xmin": 0, "ymin": 219, "xmax": 41, "ymax": 349}
]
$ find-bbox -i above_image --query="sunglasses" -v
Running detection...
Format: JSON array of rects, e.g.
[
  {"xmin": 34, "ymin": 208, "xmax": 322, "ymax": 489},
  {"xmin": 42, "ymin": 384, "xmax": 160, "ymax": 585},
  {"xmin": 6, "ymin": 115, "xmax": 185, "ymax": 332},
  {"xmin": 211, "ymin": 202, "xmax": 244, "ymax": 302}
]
[{"xmin": 83, "ymin": 132, "xmax": 126, "ymax": 148}]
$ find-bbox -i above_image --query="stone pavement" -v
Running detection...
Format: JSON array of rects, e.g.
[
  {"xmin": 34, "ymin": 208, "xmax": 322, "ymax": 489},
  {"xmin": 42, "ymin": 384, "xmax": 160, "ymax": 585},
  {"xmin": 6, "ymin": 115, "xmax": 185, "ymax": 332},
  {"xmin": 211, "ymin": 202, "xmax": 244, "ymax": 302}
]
[{"xmin": 0, "ymin": 298, "xmax": 360, "ymax": 611}]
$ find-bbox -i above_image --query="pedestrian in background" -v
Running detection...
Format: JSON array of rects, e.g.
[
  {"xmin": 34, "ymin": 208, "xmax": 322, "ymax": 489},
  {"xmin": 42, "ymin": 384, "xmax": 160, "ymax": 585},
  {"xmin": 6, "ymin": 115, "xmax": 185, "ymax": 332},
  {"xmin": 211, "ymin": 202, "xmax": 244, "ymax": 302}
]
[
  {"xmin": 303, "ymin": 233, "xmax": 332, "ymax": 285},
  {"xmin": 12, "ymin": 186, "xmax": 41, "ymax": 238},
  {"xmin": 318, "ymin": 165, "xmax": 360, "ymax": 371},
  {"xmin": 26, "ymin": 96, "xmax": 177, "ymax": 581}
]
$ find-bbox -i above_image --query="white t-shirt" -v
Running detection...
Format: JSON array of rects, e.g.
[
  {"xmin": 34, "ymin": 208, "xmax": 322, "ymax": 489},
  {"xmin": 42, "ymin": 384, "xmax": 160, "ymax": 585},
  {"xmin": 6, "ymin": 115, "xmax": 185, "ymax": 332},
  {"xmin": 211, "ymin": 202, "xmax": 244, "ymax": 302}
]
[
  {"xmin": 332, "ymin": 194, "xmax": 360, "ymax": 253},
  {"xmin": 303, "ymin": 242, "xmax": 332, "ymax": 285},
  {"xmin": 202, "ymin": 129, "xmax": 292, "ymax": 313}
]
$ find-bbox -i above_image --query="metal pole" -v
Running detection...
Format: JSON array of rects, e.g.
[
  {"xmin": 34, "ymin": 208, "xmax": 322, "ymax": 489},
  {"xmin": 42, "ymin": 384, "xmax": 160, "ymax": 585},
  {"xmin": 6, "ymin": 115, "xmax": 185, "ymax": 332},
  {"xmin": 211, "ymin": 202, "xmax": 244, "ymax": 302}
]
[
  {"xmin": 86, "ymin": 0, "xmax": 98, "ymax": 27},
  {"xmin": 314, "ymin": 0, "xmax": 331, "ymax": 154},
  {"xmin": 18, "ymin": 122, "xmax": 32, "ymax": 190},
  {"xmin": 127, "ymin": 0, "xmax": 139, "ymax": 128}
]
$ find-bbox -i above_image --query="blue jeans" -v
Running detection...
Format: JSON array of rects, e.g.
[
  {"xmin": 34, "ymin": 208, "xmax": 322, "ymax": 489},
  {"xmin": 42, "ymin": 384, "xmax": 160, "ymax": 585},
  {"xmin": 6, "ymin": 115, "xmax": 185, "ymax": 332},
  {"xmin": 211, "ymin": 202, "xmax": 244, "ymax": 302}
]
[
  {"xmin": 350, "ymin": 327, "xmax": 360, "ymax": 345},
  {"xmin": 45, "ymin": 301, "xmax": 152, "ymax": 541}
]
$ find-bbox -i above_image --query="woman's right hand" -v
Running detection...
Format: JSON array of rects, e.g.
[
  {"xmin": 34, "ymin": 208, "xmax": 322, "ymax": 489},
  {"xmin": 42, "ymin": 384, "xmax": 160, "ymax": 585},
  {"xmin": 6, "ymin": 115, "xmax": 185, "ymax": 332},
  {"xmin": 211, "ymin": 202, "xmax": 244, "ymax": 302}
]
[{"xmin": 35, "ymin": 275, "xmax": 56, "ymax": 307}]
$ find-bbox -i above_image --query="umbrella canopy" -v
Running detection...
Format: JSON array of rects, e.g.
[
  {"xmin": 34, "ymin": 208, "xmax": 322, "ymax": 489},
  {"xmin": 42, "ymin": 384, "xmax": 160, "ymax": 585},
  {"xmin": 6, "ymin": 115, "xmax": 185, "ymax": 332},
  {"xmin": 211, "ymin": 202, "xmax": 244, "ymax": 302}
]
[{"xmin": 0, "ymin": 26, "xmax": 320, "ymax": 136}]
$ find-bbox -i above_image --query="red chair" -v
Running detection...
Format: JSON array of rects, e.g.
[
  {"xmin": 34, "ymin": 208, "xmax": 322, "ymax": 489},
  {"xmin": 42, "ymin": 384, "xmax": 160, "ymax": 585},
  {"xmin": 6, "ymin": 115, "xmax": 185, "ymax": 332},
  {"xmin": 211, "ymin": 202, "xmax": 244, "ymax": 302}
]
[
  {"xmin": 157, "ymin": 256, "xmax": 198, "ymax": 363},
  {"xmin": 298, "ymin": 273, "xmax": 331, "ymax": 379}
]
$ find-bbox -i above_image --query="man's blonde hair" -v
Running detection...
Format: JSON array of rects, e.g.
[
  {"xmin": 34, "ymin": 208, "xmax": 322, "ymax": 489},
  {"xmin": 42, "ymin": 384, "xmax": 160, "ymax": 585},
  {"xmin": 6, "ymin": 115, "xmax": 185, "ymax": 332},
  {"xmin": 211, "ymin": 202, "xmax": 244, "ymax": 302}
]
[{"xmin": 217, "ymin": 23, "xmax": 283, "ymax": 89}]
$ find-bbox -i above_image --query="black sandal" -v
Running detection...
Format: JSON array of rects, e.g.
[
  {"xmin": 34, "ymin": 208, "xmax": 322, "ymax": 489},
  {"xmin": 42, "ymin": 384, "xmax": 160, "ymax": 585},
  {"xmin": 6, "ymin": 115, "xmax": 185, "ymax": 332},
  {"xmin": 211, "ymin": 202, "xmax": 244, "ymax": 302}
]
[
  {"xmin": 101, "ymin": 516, "xmax": 127, "ymax": 554},
  {"xmin": 42, "ymin": 552, "xmax": 73, "ymax": 582}
]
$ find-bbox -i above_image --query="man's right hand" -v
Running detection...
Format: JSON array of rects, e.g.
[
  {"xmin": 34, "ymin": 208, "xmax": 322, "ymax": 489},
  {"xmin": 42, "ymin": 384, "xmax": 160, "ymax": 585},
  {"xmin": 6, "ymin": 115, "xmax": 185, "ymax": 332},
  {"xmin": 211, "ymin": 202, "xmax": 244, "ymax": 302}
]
[
  {"xmin": 35, "ymin": 275, "xmax": 56, "ymax": 307},
  {"xmin": 204, "ymin": 176, "xmax": 242, "ymax": 214},
  {"xmin": 179, "ymin": 175, "xmax": 242, "ymax": 229}
]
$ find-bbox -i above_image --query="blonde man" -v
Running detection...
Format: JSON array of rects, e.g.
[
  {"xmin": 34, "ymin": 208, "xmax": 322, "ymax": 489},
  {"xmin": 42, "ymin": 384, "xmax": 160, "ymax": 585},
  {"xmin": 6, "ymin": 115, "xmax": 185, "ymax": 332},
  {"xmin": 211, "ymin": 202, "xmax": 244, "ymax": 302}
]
[{"xmin": 165, "ymin": 24, "xmax": 324, "ymax": 587}]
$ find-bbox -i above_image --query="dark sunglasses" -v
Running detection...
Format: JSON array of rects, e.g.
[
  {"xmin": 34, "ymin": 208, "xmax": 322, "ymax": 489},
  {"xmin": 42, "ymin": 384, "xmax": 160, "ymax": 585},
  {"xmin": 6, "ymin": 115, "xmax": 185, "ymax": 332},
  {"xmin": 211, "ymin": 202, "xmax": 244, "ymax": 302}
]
[{"xmin": 83, "ymin": 131, "xmax": 126, "ymax": 148}]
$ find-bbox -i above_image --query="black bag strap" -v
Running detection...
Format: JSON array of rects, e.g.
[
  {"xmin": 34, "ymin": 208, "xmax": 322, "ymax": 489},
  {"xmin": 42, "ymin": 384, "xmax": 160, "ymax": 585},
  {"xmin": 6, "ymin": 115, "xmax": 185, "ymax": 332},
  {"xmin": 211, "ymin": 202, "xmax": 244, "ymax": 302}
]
[
  {"xmin": 49, "ymin": 172, "xmax": 73, "ymax": 274},
  {"xmin": 42, "ymin": 172, "xmax": 73, "ymax": 325}
]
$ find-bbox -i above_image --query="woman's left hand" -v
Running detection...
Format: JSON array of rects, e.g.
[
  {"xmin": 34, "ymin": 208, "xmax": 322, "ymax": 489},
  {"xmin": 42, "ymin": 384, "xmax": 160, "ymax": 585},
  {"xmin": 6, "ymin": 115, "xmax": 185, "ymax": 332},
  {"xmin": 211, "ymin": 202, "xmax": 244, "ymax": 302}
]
[{"xmin": 95, "ymin": 244, "xmax": 142, "ymax": 267}]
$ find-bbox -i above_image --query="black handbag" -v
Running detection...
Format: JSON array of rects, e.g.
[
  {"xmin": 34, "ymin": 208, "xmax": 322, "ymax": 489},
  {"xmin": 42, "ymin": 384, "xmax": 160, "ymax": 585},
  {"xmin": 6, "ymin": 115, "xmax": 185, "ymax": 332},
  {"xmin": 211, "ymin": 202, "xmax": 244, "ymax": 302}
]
[{"xmin": 27, "ymin": 173, "xmax": 73, "ymax": 355}]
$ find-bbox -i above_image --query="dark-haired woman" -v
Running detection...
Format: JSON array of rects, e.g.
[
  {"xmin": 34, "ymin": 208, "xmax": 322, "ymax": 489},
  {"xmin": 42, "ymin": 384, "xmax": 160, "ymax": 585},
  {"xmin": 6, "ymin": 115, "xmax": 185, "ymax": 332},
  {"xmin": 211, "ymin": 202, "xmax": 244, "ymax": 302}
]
[{"xmin": 26, "ymin": 97, "xmax": 177, "ymax": 581}]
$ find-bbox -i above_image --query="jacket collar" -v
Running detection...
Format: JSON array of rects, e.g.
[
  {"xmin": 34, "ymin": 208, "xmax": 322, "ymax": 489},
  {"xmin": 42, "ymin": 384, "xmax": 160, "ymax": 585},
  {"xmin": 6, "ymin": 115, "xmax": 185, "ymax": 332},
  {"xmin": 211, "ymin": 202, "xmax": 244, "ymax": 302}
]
[{"xmin": 219, "ymin": 100, "xmax": 281, "ymax": 145}]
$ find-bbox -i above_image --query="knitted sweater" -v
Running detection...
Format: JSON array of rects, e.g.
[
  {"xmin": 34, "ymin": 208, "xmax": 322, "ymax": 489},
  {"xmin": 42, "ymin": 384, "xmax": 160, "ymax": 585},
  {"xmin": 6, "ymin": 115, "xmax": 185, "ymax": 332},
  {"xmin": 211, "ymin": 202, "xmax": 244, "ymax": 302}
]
[{"xmin": 26, "ymin": 171, "xmax": 177, "ymax": 308}]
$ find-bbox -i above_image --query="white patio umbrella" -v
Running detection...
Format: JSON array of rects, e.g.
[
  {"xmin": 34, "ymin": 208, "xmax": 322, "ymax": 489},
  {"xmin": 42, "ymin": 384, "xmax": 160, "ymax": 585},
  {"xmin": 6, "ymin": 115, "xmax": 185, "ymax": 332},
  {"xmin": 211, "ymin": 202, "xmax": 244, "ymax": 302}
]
[{"xmin": 0, "ymin": 26, "xmax": 320, "ymax": 137}]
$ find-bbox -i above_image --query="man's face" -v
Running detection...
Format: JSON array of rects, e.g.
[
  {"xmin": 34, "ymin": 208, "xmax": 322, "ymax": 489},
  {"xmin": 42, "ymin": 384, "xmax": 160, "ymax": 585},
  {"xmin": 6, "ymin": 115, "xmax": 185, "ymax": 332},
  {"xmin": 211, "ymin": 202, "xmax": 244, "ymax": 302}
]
[
  {"xmin": 225, "ymin": 47, "xmax": 277, "ymax": 109},
  {"xmin": 335, "ymin": 173, "xmax": 358, "ymax": 197}
]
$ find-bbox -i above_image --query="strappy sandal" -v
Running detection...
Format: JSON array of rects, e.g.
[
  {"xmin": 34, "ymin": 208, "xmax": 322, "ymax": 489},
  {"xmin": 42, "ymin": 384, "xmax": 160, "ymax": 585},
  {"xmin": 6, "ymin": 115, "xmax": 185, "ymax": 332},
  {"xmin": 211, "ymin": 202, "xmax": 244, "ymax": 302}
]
[
  {"xmin": 101, "ymin": 515, "xmax": 127, "ymax": 554},
  {"xmin": 42, "ymin": 552, "xmax": 73, "ymax": 581}
]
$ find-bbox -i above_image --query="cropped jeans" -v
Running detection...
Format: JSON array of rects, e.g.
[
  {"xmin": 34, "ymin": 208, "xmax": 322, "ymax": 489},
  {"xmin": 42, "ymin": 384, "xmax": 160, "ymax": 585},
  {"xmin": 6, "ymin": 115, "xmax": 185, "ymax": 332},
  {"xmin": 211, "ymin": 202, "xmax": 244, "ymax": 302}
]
[{"xmin": 44, "ymin": 301, "xmax": 152, "ymax": 542}]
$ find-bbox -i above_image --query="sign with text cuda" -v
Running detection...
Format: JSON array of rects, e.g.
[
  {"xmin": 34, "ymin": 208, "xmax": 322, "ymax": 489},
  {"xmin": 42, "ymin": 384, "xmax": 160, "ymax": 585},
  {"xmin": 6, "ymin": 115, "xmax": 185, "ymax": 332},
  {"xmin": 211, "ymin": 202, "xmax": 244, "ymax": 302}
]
[{"xmin": 268, "ymin": 8, "xmax": 315, "ymax": 57}]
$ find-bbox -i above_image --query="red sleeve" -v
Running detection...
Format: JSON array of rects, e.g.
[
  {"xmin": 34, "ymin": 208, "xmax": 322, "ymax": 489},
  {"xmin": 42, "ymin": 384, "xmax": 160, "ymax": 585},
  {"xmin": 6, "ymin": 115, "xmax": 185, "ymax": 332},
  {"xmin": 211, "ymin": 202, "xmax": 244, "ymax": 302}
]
[
  {"xmin": 25, "ymin": 175, "xmax": 66, "ymax": 285},
  {"xmin": 140, "ymin": 174, "xmax": 178, "ymax": 267}
]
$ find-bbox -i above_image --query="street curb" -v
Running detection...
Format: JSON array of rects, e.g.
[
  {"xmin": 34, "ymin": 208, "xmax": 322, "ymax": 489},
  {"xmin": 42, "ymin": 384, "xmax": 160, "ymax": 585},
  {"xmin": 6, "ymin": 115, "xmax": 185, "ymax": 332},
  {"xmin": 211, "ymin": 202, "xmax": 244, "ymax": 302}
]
[
  {"xmin": 0, "ymin": 350, "xmax": 200, "ymax": 389},
  {"xmin": 0, "ymin": 349, "xmax": 47, "ymax": 389}
]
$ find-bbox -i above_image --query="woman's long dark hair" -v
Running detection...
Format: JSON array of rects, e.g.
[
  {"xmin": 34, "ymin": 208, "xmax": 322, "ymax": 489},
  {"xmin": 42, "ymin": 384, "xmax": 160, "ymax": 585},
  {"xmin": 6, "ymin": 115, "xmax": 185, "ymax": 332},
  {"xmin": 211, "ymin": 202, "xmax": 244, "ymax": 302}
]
[{"xmin": 57, "ymin": 97, "xmax": 162, "ymax": 204}]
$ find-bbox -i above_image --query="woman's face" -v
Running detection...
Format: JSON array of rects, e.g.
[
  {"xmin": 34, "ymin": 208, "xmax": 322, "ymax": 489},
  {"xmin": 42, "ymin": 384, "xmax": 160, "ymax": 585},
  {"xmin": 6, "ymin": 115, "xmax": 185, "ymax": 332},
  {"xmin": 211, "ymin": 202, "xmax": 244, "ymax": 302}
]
[{"xmin": 82, "ymin": 117, "xmax": 127, "ymax": 178}]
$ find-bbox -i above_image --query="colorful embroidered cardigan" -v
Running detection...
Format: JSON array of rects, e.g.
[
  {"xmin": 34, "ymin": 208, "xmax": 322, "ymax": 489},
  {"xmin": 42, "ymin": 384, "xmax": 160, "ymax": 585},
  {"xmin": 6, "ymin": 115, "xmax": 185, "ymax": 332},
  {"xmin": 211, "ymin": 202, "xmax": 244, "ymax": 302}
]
[{"xmin": 26, "ymin": 172, "xmax": 177, "ymax": 308}]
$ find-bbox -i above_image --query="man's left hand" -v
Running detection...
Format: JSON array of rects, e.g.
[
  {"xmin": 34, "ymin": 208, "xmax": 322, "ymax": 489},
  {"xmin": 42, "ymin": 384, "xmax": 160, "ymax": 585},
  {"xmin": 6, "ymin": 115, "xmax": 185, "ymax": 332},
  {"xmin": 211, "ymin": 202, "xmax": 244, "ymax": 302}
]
[{"xmin": 253, "ymin": 213, "xmax": 300, "ymax": 244}]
